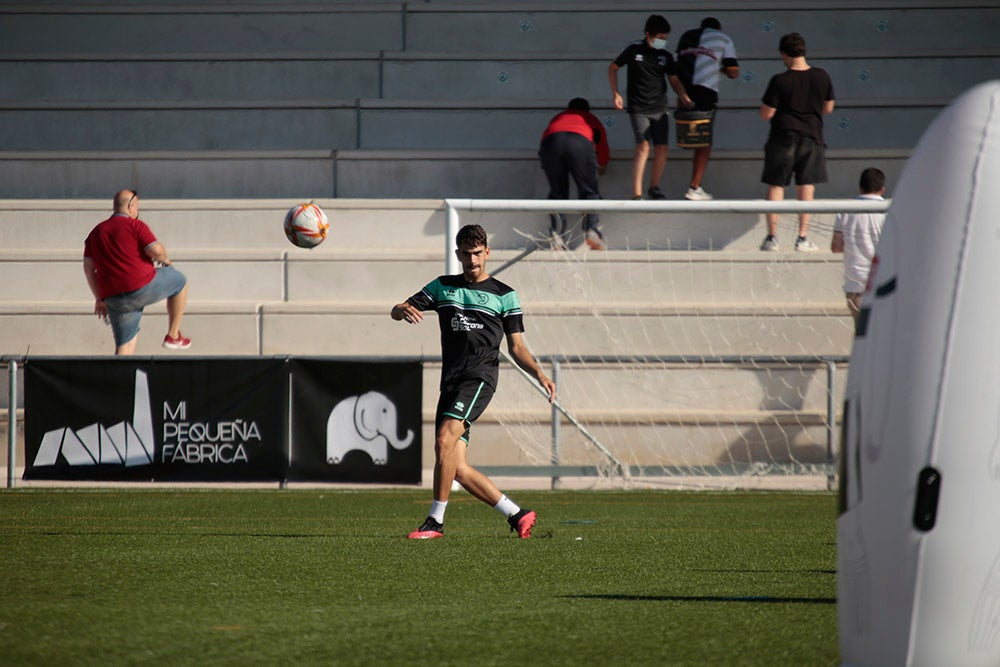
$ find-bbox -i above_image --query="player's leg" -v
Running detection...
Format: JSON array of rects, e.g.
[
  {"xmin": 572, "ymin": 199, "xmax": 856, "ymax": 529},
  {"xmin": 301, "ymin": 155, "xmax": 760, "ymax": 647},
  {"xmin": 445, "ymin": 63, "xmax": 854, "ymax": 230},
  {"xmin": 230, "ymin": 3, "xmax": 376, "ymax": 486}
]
[
  {"xmin": 794, "ymin": 138, "xmax": 827, "ymax": 243},
  {"xmin": 566, "ymin": 135, "xmax": 604, "ymax": 248},
  {"xmin": 686, "ymin": 91, "xmax": 718, "ymax": 196},
  {"xmin": 647, "ymin": 113, "xmax": 670, "ymax": 199},
  {"xmin": 846, "ymin": 292, "xmax": 863, "ymax": 322},
  {"xmin": 690, "ymin": 146, "xmax": 711, "ymax": 190},
  {"xmin": 796, "ymin": 183, "xmax": 816, "ymax": 237},
  {"xmin": 628, "ymin": 114, "xmax": 652, "ymax": 199},
  {"xmin": 760, "ymin": 135, "xmax": 795, "ymax": 249},
  {"xmin": 540, "ymin": 134, "xmax": 572, "ymax": 249},
  {"xmin": 453, "ymin": 439, "xmax": 501, "ymax": 506},
  {"xmin": 452, "ymin": 441, "xmax": 537, "ymax": 538},
  {"xmin": 433, "ymin": 417, "xmax": 467, "ymax": 503},
  {"xmin": 104, "ymin": 295, "xmax": 142, "ymax": 356},
  {"xmin": 765, "ymin": 185, "xmax": 785, "ymax": 235},
  {"xmin": 631, "ymin": 141, "xmax": 650, "ymax": 199}
]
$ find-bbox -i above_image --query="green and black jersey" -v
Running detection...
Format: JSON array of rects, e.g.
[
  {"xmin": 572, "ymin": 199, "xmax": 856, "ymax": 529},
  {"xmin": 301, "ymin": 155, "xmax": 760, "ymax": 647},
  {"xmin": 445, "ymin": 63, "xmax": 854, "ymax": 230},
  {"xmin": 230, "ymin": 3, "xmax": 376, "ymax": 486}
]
[{"xmin": 407, "ymin": 274, "xmax": 525, "ymax": 389}]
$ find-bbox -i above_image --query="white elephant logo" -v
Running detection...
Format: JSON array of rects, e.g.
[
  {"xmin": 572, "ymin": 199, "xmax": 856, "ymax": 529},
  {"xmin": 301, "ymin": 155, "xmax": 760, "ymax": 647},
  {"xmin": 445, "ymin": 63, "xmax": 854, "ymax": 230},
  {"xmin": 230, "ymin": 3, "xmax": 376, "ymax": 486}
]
[{"xmin": 326, "ymin": 391, "xmax": 415, "ymax": 465}]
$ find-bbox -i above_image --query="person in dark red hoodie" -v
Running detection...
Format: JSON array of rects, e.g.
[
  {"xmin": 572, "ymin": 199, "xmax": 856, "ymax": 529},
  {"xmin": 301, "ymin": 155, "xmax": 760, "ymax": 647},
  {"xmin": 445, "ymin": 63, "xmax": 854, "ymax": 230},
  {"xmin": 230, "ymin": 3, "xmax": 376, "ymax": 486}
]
[{"xmin": 538, "ymin": 97, "xmax": 610, "ymax": 250}]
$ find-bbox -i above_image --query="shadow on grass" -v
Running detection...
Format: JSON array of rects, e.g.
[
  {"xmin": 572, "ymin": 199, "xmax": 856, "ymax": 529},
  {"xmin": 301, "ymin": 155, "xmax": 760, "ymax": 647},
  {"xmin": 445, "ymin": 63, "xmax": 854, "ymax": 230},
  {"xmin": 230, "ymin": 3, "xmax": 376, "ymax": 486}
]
[
  {"xmin": 37, "ymin": 531, "xmax": 328, "ymax": 538},
  {"xmin": 562, "ymin": 594, "xmax": 836, "ymax": 604}
]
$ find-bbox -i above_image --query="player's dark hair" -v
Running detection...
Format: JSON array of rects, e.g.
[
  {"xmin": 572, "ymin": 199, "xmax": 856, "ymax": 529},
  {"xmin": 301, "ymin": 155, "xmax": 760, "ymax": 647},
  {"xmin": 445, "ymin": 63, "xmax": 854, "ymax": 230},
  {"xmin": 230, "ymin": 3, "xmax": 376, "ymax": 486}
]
[
  {"xmin": 456, "ymin": 224, "xmax": 489, "ymax": 249},
  {"xmin": 859, "ymin": 167, "xmax": 886, "ymax": 194},
  {"xmin": 567, "ymin": 97, "xmax": 590, "ymax": 112},
  {"xmin": 779, "ymin": 33, "xmax": 807, "ymax": 58},
  {"xmin": 701, "ymin": 17, "xmax": 721, "ymax": 30},
  {"xmin": 644, "ymin": 14, "xmax": 670, "ymax": 36}
]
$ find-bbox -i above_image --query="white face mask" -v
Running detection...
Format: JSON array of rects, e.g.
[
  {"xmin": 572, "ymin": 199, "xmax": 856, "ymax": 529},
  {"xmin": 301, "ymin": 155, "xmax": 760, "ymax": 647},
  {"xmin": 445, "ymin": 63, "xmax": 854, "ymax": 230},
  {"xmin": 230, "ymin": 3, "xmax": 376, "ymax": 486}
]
[{"xmin": 651, "ymin": 37, "xmax": 667, "ymax": 49}]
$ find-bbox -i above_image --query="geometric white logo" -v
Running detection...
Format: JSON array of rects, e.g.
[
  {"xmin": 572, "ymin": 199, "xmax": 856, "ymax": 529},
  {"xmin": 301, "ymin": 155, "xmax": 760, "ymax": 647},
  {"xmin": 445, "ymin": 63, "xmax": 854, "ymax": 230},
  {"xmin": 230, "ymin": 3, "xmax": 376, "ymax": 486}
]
[{"xmin": 32, "ymin": 369, "xmax": 155, "ymax": 467}]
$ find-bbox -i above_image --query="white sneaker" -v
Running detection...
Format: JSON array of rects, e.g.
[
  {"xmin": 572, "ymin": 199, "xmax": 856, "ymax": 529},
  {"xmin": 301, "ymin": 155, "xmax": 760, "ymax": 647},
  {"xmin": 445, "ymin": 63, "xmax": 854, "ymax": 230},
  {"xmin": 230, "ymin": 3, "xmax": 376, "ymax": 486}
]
[
  {"xmin": 548, "ymin": 230, "xmax": 568, "ymax": 251},
  {"xmin": 795, "ymin": 237, "xmax": 818, "ymax": 252},
  {"xmin": 760, "ymin": 235, "xmax": 779, "ymax": 252},
  {"xmin": 585, "ymin": 229, "xmax": 607, "ymax": 250},
  {"xmin": 685, "ymin": 186, "xmax": 713, "ymax": 201}
]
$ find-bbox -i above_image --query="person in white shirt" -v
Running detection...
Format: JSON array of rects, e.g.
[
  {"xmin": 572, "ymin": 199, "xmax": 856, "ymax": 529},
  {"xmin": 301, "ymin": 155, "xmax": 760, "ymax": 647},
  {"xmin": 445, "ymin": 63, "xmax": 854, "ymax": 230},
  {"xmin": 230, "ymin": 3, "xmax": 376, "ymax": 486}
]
[{"xmin": 831, "ymin": 167, "xmax": 887, "ymax": 322}]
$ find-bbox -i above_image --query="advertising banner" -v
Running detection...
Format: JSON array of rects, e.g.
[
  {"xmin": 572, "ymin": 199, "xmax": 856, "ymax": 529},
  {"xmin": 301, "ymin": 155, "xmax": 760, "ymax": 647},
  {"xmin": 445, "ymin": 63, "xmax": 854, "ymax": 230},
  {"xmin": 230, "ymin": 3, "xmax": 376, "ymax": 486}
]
[
  {"xmin": 288, "ymin": 359, "xmax": 421, "ymax": 484},
  {"xmin": 24, "ymin": 358, "xmax": 287, "ymax": 481}
]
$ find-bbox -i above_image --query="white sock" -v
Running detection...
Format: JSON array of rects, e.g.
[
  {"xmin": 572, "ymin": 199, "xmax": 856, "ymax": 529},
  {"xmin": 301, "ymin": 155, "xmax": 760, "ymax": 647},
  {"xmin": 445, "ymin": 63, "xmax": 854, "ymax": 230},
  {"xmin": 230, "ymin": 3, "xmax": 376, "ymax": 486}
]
[
  {"xmin": 429, "ymin": 500, "xmax": 448, "ymax": 524},
  {"xmin": 493, "ymin": 494, "xmax": 520, "ymax": 518}
]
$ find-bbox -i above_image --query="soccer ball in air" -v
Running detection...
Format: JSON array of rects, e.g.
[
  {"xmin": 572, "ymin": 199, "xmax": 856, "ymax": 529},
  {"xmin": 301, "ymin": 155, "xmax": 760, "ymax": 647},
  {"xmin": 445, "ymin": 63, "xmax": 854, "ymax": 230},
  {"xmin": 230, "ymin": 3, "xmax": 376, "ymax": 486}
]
[{"xmin": 283, "ymin": 201, "xmax": 329, "ymax": 248}]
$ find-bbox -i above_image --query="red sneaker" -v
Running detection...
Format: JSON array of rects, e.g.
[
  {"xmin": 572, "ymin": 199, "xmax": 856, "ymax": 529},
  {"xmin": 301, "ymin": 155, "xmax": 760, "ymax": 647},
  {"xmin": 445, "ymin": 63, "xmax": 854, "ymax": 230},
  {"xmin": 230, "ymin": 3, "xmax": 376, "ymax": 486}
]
[
  {"xmin": 508, "ymin": 509, "xmax": 537, "ymax": 539},
  {"xmin": 407, "ymin": 517, "xmax": 444, "ymax": 540},
  {"xmin": 162, "ymin": 332, "xmax": 192, "ymax": 350}
]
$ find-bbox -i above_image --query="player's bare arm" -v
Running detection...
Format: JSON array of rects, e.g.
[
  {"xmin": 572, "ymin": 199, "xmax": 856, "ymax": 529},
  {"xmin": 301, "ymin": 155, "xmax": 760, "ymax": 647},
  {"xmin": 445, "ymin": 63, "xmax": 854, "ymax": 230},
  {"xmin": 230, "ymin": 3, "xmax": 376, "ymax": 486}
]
[
  {"xmin": 143, "ymin": 241, "xmax": 171, "ymax": 266},
  {"xmin": 668, "ymin": 75, "xmax": 694, "ymax": 108},
  {"xmin": 831, "ymin": 231, "xmax": 845, "ymax": 253},
  {"xmin": 506, "ymin": 331, "xmax": 556, "ymax": 403},
  {"xmin": 391, "ymin": 301, "xmax": 423, "ymax": 324},
  {"xmin": 759, "ymin": 104, "xmax": 776, "ymax": 121},
  {"xmin": 607, "ymin": 62, "xmax": 624, "ymax": 110}
]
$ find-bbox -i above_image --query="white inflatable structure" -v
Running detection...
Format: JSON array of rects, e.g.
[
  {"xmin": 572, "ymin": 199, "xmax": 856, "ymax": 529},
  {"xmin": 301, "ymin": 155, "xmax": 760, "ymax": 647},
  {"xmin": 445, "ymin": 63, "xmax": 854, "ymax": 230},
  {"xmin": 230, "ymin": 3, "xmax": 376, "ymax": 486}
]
[{"xmin": 838, "ymin": 79, "xmax": 1000, "ymax": 666}]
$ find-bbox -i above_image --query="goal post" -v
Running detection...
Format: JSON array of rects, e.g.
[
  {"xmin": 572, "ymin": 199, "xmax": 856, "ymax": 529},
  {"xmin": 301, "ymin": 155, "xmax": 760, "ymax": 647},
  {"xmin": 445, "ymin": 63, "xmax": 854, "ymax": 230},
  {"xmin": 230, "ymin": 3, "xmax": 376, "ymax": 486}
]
[{"xmin": 444, "ymin": 198, "xmax": 889, "ymax": 490}]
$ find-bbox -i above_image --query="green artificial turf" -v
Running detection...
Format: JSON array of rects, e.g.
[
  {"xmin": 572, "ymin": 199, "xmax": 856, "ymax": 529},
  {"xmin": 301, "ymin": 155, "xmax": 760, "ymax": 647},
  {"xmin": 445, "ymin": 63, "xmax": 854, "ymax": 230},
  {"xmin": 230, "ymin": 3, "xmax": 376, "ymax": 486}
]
[{"xmin": 0, "ymin": 489, "xmax": 838, "ymax": 666}]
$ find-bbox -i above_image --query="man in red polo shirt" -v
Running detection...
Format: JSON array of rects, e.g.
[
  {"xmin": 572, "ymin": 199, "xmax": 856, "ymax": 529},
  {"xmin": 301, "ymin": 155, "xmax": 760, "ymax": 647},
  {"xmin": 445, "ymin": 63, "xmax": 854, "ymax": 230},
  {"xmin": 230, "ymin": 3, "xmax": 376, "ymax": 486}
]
[
  {"xmin": 539, "ymin": 97, "xmax": 610, "ymax": 250},
  {"xmin": 83, "ymin": 189, "xmax": 191, "ymax": 355}
]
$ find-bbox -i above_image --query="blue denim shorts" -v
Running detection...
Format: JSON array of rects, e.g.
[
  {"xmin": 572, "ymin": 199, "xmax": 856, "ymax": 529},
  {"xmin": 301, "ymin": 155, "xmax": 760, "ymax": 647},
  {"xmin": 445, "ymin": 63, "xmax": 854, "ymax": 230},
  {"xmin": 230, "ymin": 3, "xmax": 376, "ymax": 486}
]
[{"xmin": 104, "ymin": 266, "xmax": 187, "ymax": 346}]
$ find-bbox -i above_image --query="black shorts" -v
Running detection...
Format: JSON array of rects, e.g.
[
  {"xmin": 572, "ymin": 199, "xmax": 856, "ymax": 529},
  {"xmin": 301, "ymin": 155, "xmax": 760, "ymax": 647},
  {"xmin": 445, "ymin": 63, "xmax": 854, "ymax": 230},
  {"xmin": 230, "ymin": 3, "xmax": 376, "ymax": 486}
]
[
  {"xmin": 628, "ymin": 111, "xmax": 670, "ymax": 146},
  {"xmin": 688, "ymin": 85, "xmax": 719, "ymax": 111},
  {"xmin": 761, "ymin": 133, "xmax": 828, "ymax": 186},
  {"xmin": 435, "ymin": 379, "xmax": 495, "ymax": 444}
]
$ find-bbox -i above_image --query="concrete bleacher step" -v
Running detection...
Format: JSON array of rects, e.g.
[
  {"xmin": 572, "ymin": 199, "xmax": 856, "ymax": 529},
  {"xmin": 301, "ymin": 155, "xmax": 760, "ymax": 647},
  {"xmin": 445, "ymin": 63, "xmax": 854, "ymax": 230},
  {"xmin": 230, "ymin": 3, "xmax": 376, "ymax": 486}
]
[
  {"xmin": 5, "ymin": 2, "xmax": 990, "ymax": 59},
  {"xmin": 7, "ymin": 50, "xmax": 994, "ymax": 108},
  {"xmin": 0, "ymin": 4, "xmax": 405, "ymax": 55},
  {"xmin": 0, "ymin": 199, "xmax": 448, "ymax": 251},
  {"xmin": 0, "ymin": 97, "xmax": 947, "ymax": 152},
  {"xmin": 0, "ymin": 148, "xmax": 912, "ymax": 199},
  {"xmin": 0, "ymin": 248, "xmax": 846, "ymax": 304},
  {"xmin": 0, "ymin": 300, "xmax": 853, "ymax": 357}
]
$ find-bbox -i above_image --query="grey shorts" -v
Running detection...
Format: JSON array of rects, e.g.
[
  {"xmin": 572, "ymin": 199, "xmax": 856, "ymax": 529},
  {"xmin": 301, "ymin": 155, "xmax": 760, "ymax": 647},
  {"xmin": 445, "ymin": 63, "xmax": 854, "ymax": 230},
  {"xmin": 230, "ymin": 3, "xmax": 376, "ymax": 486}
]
[
  {"xmin": 104, "ymin": 266, "xmax": 187, "ymax": 346},
  {"xmin": 629, "ymin": 111, "xmax": 671, "ymax": 146}
]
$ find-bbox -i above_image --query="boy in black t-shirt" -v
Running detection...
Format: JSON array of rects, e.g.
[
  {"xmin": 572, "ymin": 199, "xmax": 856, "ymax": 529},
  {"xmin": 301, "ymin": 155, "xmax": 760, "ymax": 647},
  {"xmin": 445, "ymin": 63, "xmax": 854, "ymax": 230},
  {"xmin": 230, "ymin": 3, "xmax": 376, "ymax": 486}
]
[
  {"xmin": 758, "ymin": 32, "xmax": 835, "ymax": 252},
  {"xmin": 608, "ymin": 14, "xmax": 693, "ymax": 200}
]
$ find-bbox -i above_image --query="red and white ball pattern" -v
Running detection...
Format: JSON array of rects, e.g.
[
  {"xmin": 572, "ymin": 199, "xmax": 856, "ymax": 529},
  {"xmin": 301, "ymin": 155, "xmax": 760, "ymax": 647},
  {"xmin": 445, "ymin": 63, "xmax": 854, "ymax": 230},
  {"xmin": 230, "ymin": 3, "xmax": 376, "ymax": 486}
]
[{"xmin": 283, "ymin": 202, "xmax": 329, "ymax": 248}]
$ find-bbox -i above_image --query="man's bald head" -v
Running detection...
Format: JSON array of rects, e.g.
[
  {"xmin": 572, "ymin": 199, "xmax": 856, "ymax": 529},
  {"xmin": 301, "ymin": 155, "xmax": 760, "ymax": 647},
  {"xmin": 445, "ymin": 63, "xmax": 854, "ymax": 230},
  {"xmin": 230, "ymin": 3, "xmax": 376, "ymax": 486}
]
[{"xmin": 113, "ymin": 190, "xmax": 139, "ymax": 217}]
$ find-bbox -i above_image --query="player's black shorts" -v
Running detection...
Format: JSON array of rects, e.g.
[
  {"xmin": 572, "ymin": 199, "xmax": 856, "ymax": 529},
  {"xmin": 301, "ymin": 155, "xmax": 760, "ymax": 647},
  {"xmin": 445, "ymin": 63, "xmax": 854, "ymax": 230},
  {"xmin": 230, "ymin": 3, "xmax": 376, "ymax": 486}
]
[
  {"xmin": 761, "ymin": 133, "xmax": 828, "ymax": 186},
  {"xmin": 435, "ymin": 379, "xmax": 495, "ymax": 444},
  {"xmin": 688, "ymin": 85, "xmax": 719, "ymax": 111},
  {"xmin": 629, "ymin": 110, "xmax": 670, "ymax": 146}
]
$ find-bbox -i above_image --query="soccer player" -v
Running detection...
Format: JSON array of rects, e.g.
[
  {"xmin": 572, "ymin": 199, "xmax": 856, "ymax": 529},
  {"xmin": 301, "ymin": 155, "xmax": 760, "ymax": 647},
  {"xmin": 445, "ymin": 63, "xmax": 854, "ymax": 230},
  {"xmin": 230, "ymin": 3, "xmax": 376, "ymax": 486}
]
[{"xmin": 391, "ymin": 224, "xmax": 556, "ymax": 539}]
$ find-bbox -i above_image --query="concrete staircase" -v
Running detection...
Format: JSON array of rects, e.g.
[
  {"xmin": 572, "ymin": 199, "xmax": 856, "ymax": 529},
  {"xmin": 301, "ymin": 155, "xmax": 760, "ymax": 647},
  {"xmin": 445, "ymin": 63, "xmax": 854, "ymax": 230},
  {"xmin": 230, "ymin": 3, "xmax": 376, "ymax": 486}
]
[
  {"xmin": 0, "ymin": 197, "xmax": 852, "ymax": 477},
  {"xmin": 5, "ymin": 0, "xmax": 974, "ymax": 479},
  {"xmin": 0, "ymin": 1, "xmax": 996, "ymax": 197}
]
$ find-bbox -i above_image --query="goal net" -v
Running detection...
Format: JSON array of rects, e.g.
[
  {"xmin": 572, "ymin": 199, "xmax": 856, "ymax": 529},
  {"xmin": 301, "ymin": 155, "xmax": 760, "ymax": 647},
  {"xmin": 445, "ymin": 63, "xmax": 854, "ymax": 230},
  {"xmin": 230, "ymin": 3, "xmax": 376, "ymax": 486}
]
[{"xmin": 446, "ymin": 199, "xmax": 884, "ymax": 490}]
